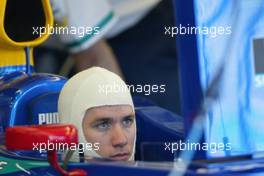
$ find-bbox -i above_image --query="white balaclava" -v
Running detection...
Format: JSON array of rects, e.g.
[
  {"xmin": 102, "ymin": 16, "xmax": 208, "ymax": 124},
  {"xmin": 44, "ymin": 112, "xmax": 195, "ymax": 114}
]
[{"xmin": 58, "ymin": 67, "xmax": 136, "ymax": 161}]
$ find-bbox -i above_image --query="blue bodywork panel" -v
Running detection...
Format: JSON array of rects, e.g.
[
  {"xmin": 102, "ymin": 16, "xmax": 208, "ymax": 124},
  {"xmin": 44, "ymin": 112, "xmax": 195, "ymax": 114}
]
[
  {"xmin": 2, "ymin": 147, "xmax": 264, "ymax": 175},
  {"xmin": 0, "ymin": 71, "xmax": 66, "ymax": 132}
]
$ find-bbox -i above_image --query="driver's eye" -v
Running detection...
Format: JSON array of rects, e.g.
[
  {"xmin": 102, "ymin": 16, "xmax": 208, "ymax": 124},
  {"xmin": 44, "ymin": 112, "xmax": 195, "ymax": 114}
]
[
  {"xmin": 122, "ymin": 117, "xmax": 134, "ymax": 128},
  {"xmin": 94, "ymin": 121, "xmax": 111, "ymax": 131}
]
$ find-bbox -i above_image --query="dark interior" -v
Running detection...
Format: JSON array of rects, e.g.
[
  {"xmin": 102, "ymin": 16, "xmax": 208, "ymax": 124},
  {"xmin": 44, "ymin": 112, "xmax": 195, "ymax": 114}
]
[
  {"xmin": 4, "ymin": 0, "xmax": 46, "ymax": 42},
  {"xmin": 253, "ymin": 38, "xmax": 264, "ymax": 74}
]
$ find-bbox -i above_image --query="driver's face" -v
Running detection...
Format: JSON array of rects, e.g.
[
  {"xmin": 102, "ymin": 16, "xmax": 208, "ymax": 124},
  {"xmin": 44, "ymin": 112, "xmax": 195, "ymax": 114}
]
[{"xmin": 82, "ymin": 105, "xmax": 135, "ymax": 161}]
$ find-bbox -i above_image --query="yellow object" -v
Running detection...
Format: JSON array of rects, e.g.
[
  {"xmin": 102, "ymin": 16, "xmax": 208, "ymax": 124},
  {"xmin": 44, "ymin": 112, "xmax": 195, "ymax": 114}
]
[
  {"xmin": 0, "ymin": 0, "xmax": 53, "ymax": 73},
  {"xmin": 0, "ymin": 49, "xmax": 34, "ymax": 67}
]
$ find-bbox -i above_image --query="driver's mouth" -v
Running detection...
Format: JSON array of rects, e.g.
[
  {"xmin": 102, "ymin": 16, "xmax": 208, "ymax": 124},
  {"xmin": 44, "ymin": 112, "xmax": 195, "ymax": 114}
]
[{"xmin": 110, "ymin": 152, "xmax": 130, "ymax": 161}]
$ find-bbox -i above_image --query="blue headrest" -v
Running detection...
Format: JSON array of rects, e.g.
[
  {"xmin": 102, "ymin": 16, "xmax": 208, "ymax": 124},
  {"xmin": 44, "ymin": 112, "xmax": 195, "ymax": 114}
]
[{"xmin": 0, "ymin": 72, "xmax": 66, "ymax": 131}]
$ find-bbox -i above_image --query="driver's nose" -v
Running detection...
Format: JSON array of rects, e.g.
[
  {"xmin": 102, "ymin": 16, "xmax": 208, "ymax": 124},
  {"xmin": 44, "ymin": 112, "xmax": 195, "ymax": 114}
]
[{"xmin": 111, "ymin": 125, "xmax": 128, "ymax": 148}]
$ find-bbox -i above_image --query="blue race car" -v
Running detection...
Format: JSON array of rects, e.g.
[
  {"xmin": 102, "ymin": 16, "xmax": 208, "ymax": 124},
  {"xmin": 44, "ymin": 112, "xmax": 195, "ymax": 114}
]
[{"xmin": 1, "ymin": 0, "xmax": 264, "ymax": 175}]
